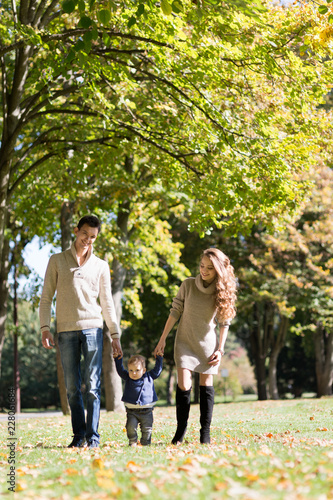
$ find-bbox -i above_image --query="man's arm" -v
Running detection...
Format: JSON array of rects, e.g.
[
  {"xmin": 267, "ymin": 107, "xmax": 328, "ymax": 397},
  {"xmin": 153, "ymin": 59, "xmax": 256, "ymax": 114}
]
[
  {"xmin": 39, "ymin": 256, "xmax": 57, "ymax": 349},
  {"xmin": 42, "ymin": 330, "xmax": 55, "ymax": 349},
  {"xmin": 112, "ymin": 338, "xmax": 122, "ymax": 358},
  {"xmin": 99, "ymin": 262, "xmax": 123, "ymax": 357}
]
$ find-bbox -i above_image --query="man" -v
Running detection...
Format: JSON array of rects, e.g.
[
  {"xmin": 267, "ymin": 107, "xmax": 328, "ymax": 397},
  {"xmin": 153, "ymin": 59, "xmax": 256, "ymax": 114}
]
[{"xmin": 39, "ymin": 215, "xmax": 122, "ymax": 448}]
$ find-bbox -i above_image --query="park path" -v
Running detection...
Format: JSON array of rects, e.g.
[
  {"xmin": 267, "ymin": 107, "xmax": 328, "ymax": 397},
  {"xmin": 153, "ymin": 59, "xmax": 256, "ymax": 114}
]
[
  {"xmin": 0, "ymin": 411, "xmax": 63, "ymax": 421},
  {"xmin": 0, "ymin": 409, "xmax": 109, "ymax": 421}
]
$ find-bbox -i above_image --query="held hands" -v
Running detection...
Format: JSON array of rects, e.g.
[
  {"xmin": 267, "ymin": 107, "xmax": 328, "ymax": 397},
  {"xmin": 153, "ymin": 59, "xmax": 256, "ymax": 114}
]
[
  {"xmin": 153, "ymin": 339, "xmax": 166, "ymax": 358},
  {"xmin": 112, "ymin": 339, "xmax": 123, "ymax": 359},
  {"xmin": 42, "ymin": 330, "xmax": 55, "ymax": 349},
  {"xmin": 208, "ymin": 350, "xmax": 224, "ymax": 367}
]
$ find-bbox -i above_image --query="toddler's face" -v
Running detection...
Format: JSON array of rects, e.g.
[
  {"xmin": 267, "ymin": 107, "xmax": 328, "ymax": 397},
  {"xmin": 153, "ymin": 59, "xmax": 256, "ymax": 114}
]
[{"xmin": 128, "ymin": 362, "xmax": 146, "ymax": 380}]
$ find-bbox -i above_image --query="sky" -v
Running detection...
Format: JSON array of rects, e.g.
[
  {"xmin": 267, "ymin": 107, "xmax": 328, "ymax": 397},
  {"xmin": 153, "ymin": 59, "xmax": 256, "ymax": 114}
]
[{"xmin": 22, "ymin": 237, "xmax": 57, "ymax": 279}]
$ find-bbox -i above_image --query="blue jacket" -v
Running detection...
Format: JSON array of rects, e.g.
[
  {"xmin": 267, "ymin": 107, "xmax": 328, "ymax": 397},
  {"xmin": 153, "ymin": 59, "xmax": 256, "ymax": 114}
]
[{"xmin": 115, "ymin": 356, "xmax": 163, "ymax": 406}]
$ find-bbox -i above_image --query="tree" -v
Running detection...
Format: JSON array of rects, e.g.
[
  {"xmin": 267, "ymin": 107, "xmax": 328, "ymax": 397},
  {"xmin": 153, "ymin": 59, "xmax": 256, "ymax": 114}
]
[
  {"xmin": 2, "ymin": 0, "xmax": 333, "ymax": 387},
  {"xmin": 1, "ymin": 0, "xmax": 331, "ymax": 260},
  {"xmin": 0, "ymin": 299, "xmax": 59, "ymax": 410},
  {"xmin": 235, "ymin": 162, "xmax": 333, "ymax": 398}
]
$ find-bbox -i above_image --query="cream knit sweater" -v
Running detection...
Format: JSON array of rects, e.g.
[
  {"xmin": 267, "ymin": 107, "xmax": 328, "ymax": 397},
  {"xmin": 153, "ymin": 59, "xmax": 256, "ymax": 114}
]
[{"xmin": 39, "ymin": 243, "xmax": 119, "ymax": 335}]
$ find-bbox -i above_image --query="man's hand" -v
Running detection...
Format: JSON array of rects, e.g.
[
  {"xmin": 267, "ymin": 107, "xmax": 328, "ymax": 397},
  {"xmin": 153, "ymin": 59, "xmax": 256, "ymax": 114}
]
[
  {"xmin": 112, "ymin": 338, "xmax": 123, "ymax": 358},
  {"xmin": 42, "ymin": 330, "xmax": 55, "ymax": 349}
]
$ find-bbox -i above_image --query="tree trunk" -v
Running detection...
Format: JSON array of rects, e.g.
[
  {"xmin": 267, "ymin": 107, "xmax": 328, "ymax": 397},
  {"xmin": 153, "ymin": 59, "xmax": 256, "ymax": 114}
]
[
  {"xmin": 313, "ymin": 326, "xmax": 333, "ymax": 397},
  {"xmin": 0, "ymin": 163, "xmax": 10, "ymax": 268},
  {"xmin": 102, "ymin": 326, "xmax": 124, "ymax": 412},
  {"xmin": 61, "ymin": 201, "xmax": 75, "ymax": 251},
  {"xmin": 56, "ymin": 202, "xmax": 76, "ymax": 415},
  {"xmin": 0, "ymin": 218, "xmax": 10, "ymax": 375},
  {"xmin": 250, "ymin": 303, "xmax": 268, "ymax": 400},
  {"xmin": 268, "ymin": 316, "xmax": 289, "ymax": 400},
  {"xmin": 193, "ymin": 372, "xmax": 199, "ymax": 404},
  {"xmin": 13, "ymin": 262, "xmax": 21, "ymax": 413},
  {"xmin": 103, "ymin": 155, "xmax": 133, "ymax": 411},
  {"xmin": 167, "ymin": 367, "xmax": 175, "ymax": 405},
  {"xmin": 103, "ymin": 256, "xmax": 125, "ymax": 412}
]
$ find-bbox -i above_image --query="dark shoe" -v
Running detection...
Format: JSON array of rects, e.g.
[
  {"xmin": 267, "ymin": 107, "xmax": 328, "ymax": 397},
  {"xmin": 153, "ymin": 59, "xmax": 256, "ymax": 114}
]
[
  {"xmin": 199, "ymin": 385, "xmax": 214, "ymax": 444},
  {"xmin": 87, "ymin": 439, "xmax": 99, "ymax": 449},
  {"xmin": 68, "ymin": 436, "xmax": 86, "ymax": 448},
  {"xmin": 171, "ymin": 386, "xmax": 191, "ymax": 445}
]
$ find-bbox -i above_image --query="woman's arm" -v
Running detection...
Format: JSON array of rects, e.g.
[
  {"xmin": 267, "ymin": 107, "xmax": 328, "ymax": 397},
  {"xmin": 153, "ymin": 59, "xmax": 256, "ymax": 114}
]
[
  {"xmin": 153, "ymin": 314, "xmax": 178, "ymax": 357},
  {"xmin": 208, "ymin": 324, "xmax": 229, "ymax": 366}
]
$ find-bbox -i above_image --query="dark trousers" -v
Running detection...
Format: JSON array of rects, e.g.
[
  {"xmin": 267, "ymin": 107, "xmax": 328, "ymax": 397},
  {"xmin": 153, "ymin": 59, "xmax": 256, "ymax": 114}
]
[{"xmin": 126, "ymin": 407, "xmax": 154, "ymax": 445}]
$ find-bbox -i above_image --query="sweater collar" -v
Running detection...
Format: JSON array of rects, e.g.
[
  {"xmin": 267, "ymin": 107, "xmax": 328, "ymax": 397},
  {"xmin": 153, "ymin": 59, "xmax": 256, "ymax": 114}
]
[
  {"xmin": 195, "ymin": 274, "xmax": 216, "ymax": 295},
  {"xmin": 71, "ymin": 242, "xmax": 93, "ymax": 267}
]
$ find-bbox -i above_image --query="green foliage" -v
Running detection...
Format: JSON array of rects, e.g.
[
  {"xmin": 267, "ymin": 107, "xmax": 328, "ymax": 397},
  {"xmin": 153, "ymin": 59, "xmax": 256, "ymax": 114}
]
[
  {"xmin": 0, "ymin": 301, "xmax": 60, "ymax": 410},
  {"xmin": 3, "ymin": 0, "xmax": 333, "ymax": 243}
]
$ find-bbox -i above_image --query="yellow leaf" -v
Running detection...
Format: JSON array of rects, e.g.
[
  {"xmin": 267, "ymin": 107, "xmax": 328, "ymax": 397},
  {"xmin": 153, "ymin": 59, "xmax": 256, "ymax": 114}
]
[
  {"xmin": 245, "ymin": 473, "xmax": 260, "ymax": 482},
  {"xmin": 126, "ymin": 461, "xmax": 141, "ymax": 472},
  {"xmin": 64, "ymin": 468, "xmax": 79, "ymax": 475},
  {"xmin": 215, "ymin": 482, "xmax": 227, "ymax": 490},
  {"xmin": 92, "ymin": 458, "xmax": 105, "ymax": 469},
  {"xmin": 16, "ymin": 482, "xmax": 28, "ymax": 491},
  {"xmin": 96, "ymin": 477, "xmax": 120, "ymax": 494},
  {"xmin": 96, "ymin": 469, "xmax": 114, "ymax": 479}
]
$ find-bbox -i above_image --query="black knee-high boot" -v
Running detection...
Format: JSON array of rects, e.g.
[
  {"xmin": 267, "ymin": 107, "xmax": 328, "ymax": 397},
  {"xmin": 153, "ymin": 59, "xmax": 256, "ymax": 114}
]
[
  {"xmin": 171, "ymin": 385, "xmax": 191, "ymax": 444},
  {"xmin": 199, "ymin": 385, "xmax": 214, "ymax": 444}
]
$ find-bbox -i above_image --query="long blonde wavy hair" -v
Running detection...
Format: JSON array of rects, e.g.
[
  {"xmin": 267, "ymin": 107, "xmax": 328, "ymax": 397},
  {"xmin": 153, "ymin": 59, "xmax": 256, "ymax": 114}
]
[{"xmin": 201, "ymin": 248, "xmax": 237, "ymax": 322}]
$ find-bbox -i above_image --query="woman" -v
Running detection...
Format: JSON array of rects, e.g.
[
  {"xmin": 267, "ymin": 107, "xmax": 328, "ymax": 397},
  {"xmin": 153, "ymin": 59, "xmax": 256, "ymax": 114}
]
[{"xmin": 153, "ymin": 248, "xmax": 237, "ymax": 444}]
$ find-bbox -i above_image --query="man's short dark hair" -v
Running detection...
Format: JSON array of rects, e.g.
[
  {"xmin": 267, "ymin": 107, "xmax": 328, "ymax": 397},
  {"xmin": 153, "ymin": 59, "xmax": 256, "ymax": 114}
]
[{"xmin": 77, "ymin": 215, "xmax": 101, "ymax": 233}]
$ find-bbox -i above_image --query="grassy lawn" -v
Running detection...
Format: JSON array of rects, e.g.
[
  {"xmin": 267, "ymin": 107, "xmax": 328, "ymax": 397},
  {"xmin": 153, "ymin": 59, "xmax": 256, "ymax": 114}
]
[{"xmin": 1, "ymin": 397, "xmax": 332, "ymax": 499}]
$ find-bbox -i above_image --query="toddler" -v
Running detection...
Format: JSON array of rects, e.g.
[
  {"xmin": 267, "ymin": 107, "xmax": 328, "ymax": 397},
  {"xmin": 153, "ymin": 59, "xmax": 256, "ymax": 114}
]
[{"xmin": 114, "ymin": 353, "xmax": 163, "ymax": 446}]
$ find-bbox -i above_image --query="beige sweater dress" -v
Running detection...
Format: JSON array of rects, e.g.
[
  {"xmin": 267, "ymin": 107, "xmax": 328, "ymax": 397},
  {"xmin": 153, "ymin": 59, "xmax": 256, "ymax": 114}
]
[{"xmin": 170, "ymin": 275, "xmax": 230, "ymax": 375}]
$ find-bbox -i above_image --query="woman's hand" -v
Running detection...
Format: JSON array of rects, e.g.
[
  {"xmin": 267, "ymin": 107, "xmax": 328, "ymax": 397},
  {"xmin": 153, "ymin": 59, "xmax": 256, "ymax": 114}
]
[
  {"xmin": 208, "ymin": 350, "xmax": 223, "ymax": 366},
  {"xmin": 153, "ymin": 339, "xmax": 166, "ymax": 358}
]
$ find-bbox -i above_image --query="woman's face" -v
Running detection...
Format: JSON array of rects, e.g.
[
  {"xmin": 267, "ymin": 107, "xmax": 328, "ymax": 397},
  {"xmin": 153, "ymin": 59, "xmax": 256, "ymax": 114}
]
[{"xmin": 200, "ymin": 255, "xmax": 217, "ymax": 284}]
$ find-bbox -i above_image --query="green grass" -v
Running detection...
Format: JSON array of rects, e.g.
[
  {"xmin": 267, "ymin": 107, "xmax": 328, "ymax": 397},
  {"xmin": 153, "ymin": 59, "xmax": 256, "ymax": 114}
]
[{"xmin": 1, "ymin": 398, "xmax": 333, "ymax": 499}]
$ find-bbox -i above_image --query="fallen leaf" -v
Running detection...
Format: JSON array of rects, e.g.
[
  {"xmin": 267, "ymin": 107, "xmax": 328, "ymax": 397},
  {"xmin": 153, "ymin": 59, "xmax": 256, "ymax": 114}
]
[
  {"xmin": 126, "ymin": 460, "xmax": 141, "ymax": 473},
  {"xmin": 133, "ymin": 481, "xmax": 150, "ymax": 494},
  {"xmin": 64, "ymin": 468, "xmax": 79, "ymax": 476},
  {"xmin": 92, "ymin": 458, "xmax": 105, "ymax": 469},
  {"xmin": 16, "ymin": 481, "xmax": 28, "ymax": 491},
  {"xmin": 96, "ymin": 477, "xmax": 120, "ymax": 494}
]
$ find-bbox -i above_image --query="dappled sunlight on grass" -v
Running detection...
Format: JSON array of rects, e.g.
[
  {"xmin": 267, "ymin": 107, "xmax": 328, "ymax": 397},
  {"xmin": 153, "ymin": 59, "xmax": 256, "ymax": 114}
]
[{"xmin": 0, "ymin": 398, "xmax": 332, "ymax": 499}]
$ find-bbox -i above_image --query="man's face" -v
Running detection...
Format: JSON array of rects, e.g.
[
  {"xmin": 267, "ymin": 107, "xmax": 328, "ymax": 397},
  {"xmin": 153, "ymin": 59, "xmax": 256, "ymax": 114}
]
[
  {"xmin": 128, "ymin": 362, "xmax": 146, "ymax": 380},
  {"xmin": 74, "ymin": 224, "xmax": 99, "ymax": 252}
]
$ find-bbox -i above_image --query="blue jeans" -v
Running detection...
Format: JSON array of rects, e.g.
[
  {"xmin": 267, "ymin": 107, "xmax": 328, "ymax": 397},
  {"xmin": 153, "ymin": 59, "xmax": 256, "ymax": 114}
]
[
  {"xmin": 126, "ymin": 407, "xmax": 154, "ymax": 445},
  {"xmin": 58, "ymin": 328, "xmax": 103, "ymax": 442}
]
